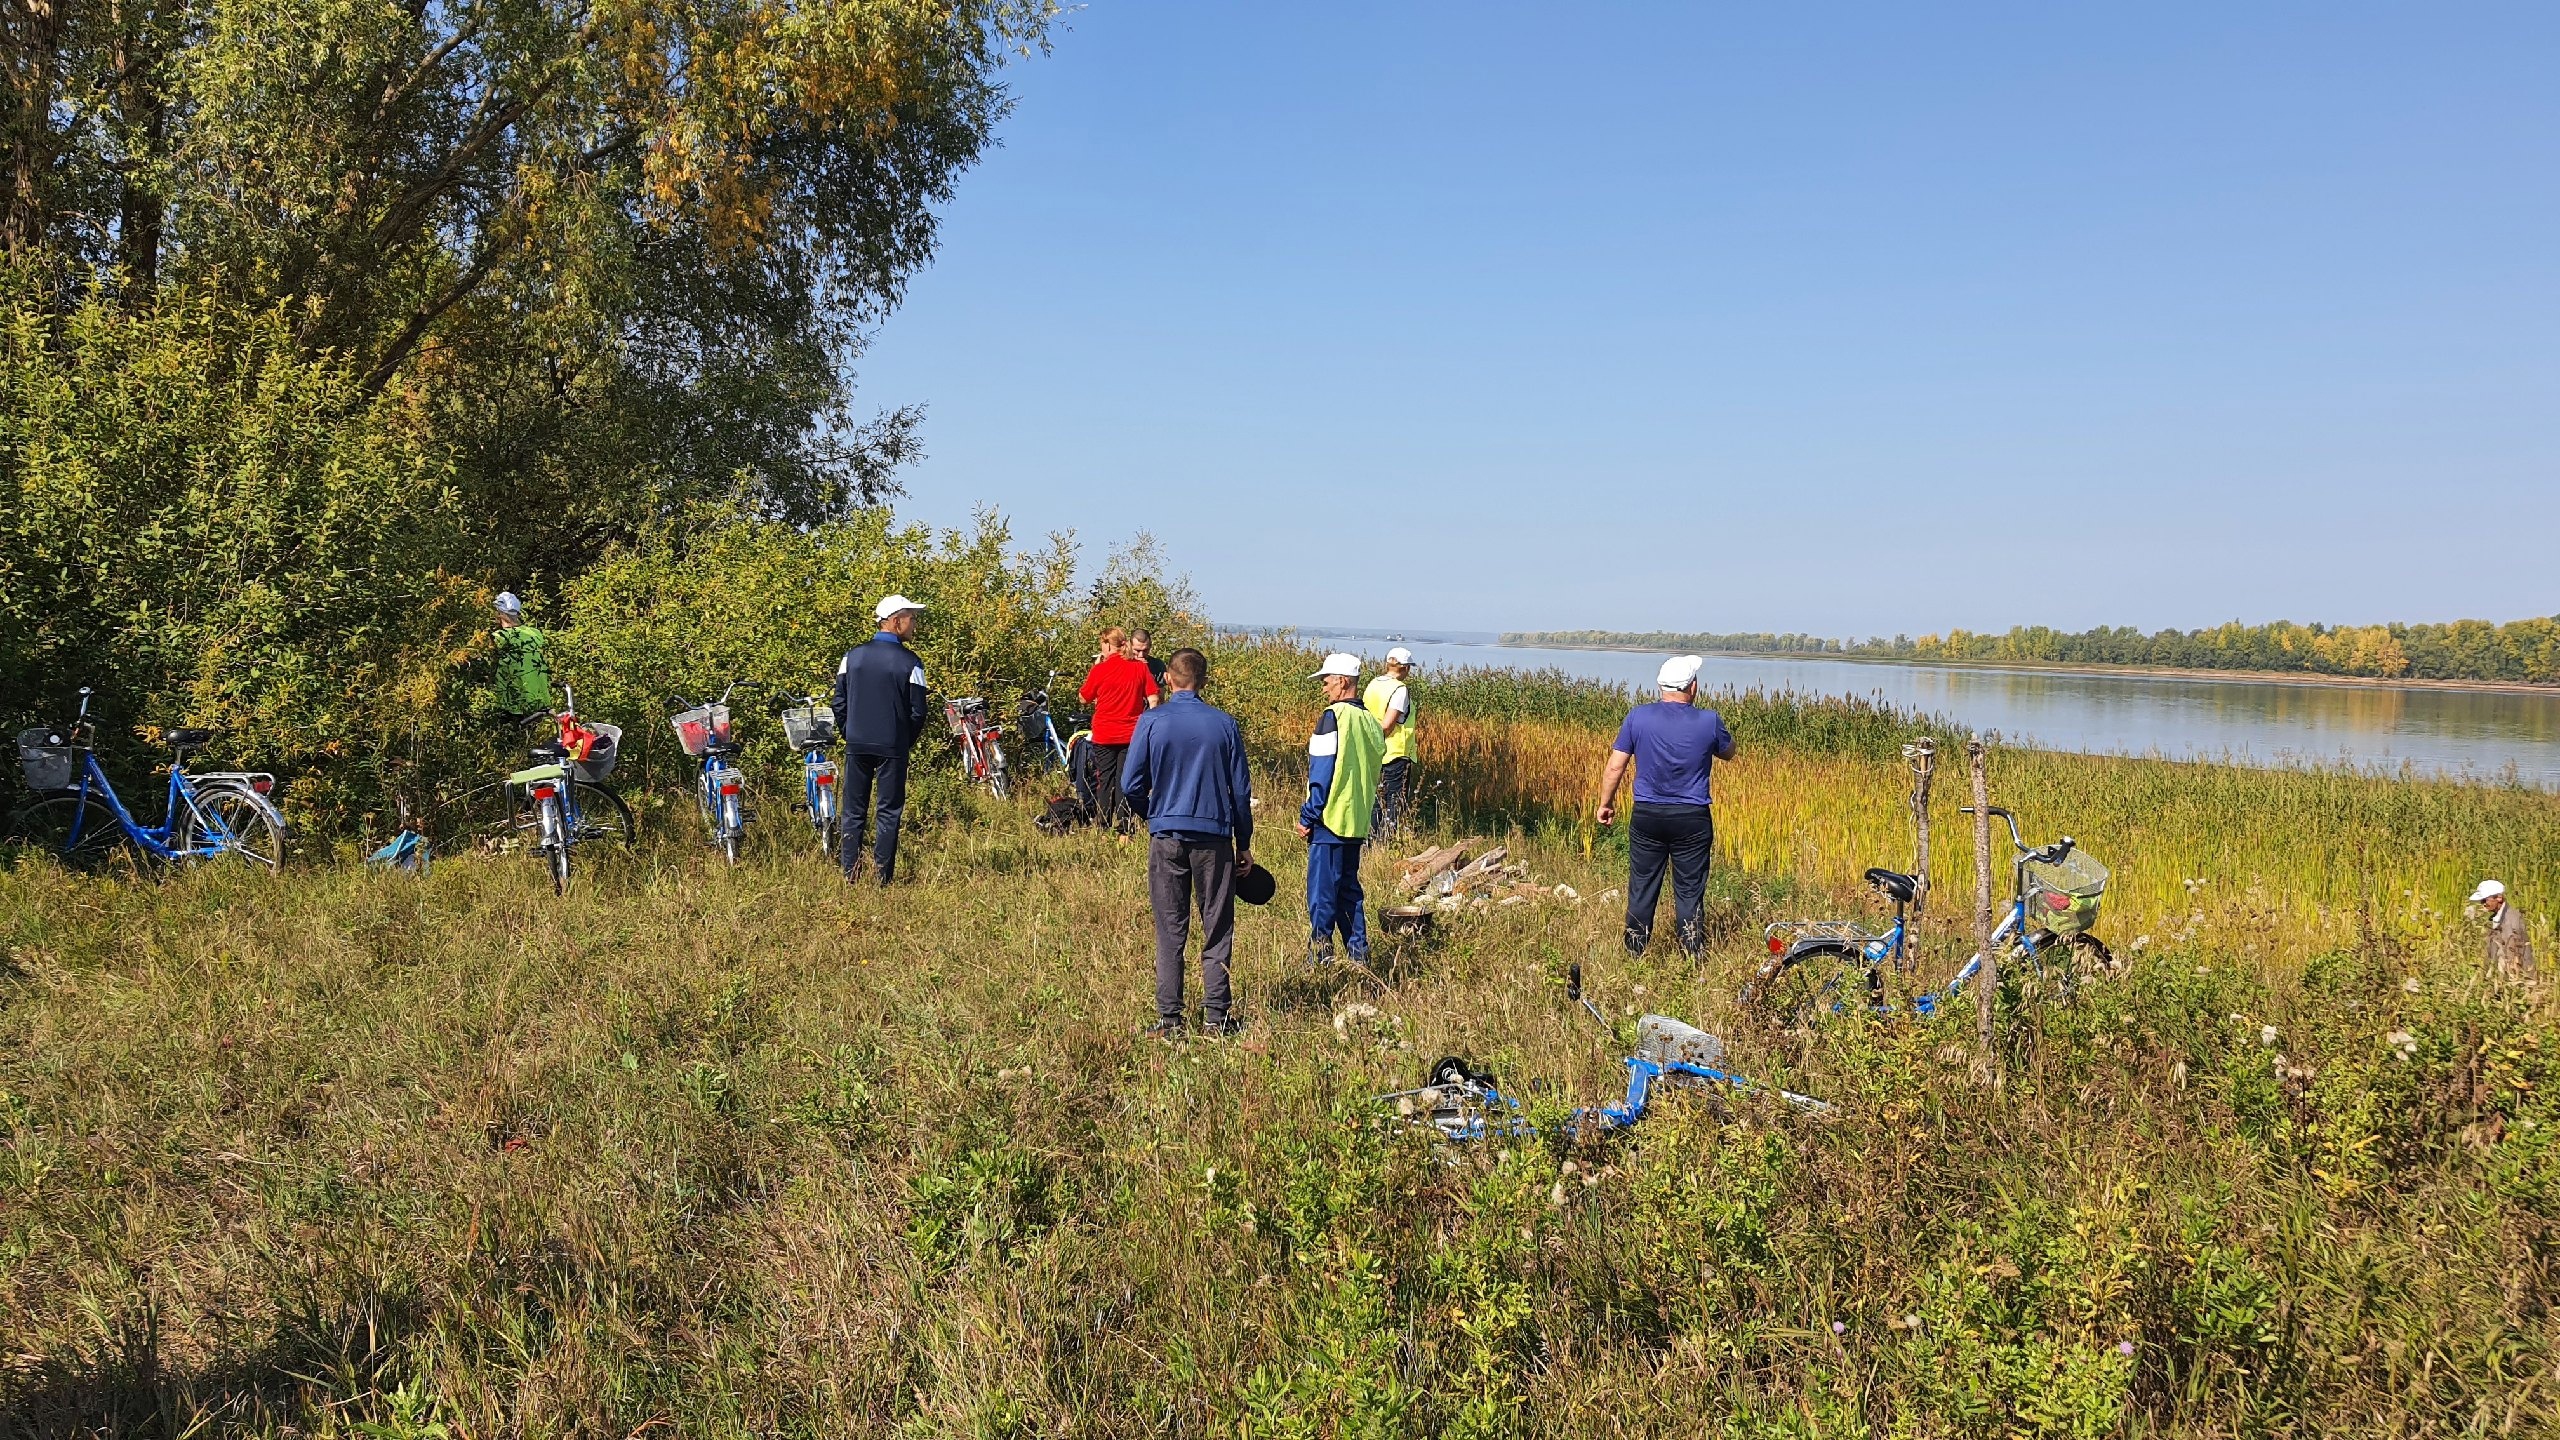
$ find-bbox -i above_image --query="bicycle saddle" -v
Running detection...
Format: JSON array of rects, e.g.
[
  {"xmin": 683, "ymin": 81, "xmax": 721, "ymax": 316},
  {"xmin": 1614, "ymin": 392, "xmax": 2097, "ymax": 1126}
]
[
  {"xmin": 704, "ymin": 740, "xmax": 741, "ymax": 757},
  {"xmin": 1863, "ymin": 867, "xmax": 1918, "ymax": 904},
  {"xmin": 163, "ymin": 728, "xmax": 214, "ymax": 751}
]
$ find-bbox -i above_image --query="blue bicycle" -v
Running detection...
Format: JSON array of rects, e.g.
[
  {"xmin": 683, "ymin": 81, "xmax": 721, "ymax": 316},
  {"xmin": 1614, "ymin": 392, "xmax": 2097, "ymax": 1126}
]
[
  {"xmin": 780, "ymin": 694, "xmax": 840, "ymax": 857},
  {"xmin": 1745, "ymin": 806, "xmax": 2112, "ymax": 1030},
  {"xmin": 671, "ymin": 681, "xmax": 756, "ymax": 864},
  {"xmin": 1014, "ymin": 674, "xmax": 1082, "ymax": 776},
  {"xmin": 8, "ymin": 687, "xmax": 286, "ymax": 870},
  {"xmin": 499, "ymin": 689, "xmax": 631, "ymax": 894}
]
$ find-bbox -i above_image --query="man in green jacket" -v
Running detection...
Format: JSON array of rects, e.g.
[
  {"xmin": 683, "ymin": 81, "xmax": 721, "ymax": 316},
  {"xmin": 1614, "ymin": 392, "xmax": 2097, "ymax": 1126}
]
[
  {"xmin": 490, "ymin": 591, "xmax": 555, "ymax": 719},
  {"xmin": 1297, "ymin": 652, "xmax": 1385, "ymax": 966}
]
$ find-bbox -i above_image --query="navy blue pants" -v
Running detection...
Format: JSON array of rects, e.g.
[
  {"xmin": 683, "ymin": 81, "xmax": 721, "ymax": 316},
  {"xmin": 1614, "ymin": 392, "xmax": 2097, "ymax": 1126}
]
[
  {"xmin": 842, "ymin": 749, "xmax": 910, "ymax": 883},
  {"xmin": 1306, "ymin": 838, "xmax": 1369, "ymax": 959},
  {"xmin": 1625, "ymin": 802, "xmax": 1712, "ymax": 956}
]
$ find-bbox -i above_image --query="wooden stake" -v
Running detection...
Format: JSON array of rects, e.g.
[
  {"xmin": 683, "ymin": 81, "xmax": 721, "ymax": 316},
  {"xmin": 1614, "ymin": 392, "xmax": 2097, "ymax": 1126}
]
[
  {"xmin": 1969, "ymin": 735, "xmax": 1999, "ymax": 1080},
  {"xmin": 1905, "ymin": 738, "xmax": 1936, "ymax": 915}
]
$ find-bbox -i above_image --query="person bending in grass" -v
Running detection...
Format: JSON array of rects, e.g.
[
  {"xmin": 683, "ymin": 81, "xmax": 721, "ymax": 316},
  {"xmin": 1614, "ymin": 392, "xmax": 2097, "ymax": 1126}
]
[
  {"xmin": 1595, "ymin": 655, "xmax": 1735, "ymax": 960},
  {"xmin": 2473, "ymin": 879, "xmax": 2538, "ymax": 980},
  {"xmin": 1121, "ymin": 648, "xmax": 1254, "ymax": 1040},
  {"xmin": 1298, "ymin": 653, "xmax": 1385, "ymax": 968}
]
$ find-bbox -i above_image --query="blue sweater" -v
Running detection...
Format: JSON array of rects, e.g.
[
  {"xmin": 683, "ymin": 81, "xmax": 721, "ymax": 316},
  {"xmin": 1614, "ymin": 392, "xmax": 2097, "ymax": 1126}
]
[
  {"xmin": 834, "ymin": 631, "xmax": 929, "ymax": 756},
  {"xmin": 1121, "ymin": 692, "xmax": 1255, "ymax": 846}
]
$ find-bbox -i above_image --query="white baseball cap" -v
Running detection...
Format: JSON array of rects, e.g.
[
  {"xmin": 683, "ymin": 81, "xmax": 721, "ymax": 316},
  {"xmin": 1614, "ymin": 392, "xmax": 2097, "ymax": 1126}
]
[
  {"xmin": 1657, "ymin": 654, "xmax": 1704, "ymax": 690},
  {"xmin": 2471, "ymin": 879, "xmax": 2506, "ymax": 903},
  {"xmin": 1385, "ymin": 646, "xmax": 1415, "ymax": 665},
  {"xmin": 874, "ymin": 593, "xmax": 925, "ymax": 621},
  {"xmin": 1310, "ymin": 652, "xmax": 1363, "ymax": 679},
  {"xmin": 493, "ymin": 590, "xmax": 522, "ymax": 616}
]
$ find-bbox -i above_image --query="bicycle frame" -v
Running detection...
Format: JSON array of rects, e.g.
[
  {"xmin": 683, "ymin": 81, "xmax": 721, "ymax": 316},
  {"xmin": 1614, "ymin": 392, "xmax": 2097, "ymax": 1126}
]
[
  {"xmin": 672, "ymin": 681, "xmax": 753, "ymax": 855},
  {"xmin": 48, "ymin": 751, "xmax": 244, "ymax": 861},
  {"xmin": 26, "ymin": 688, "xmax": 267, "ymax": 862}
]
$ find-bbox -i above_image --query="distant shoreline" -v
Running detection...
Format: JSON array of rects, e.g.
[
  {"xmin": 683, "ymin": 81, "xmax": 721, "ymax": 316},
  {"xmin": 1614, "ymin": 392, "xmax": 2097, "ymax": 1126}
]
[{"xmin": 1492, "ymin": 642, "xmax": 2560, "ymax": 698}]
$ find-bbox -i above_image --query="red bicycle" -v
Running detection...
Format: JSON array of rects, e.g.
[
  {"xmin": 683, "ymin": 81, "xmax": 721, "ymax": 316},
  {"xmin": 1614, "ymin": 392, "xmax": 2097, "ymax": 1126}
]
[{"xmin": 944, "ymin": 696, "xmax": 1009, "ymax": 799}]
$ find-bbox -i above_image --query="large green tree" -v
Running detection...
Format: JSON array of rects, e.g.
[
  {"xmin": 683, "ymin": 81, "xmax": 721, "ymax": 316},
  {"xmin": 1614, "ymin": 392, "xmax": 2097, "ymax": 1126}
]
[{"xmin": 6, "ymin": 0, "xmax": 1047, "ymax": 576}]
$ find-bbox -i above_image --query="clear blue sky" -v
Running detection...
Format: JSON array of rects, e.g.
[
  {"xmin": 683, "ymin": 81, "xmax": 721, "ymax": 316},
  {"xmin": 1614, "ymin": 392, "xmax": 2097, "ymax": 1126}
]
[{"xmin": 853, "ymin": 3, "xmax": 2558, "ymax": 637}]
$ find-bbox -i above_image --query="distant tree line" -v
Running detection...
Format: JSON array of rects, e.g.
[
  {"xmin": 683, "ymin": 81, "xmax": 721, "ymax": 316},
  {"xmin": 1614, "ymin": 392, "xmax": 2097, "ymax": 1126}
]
[{"xmin": 1504, "ymin": 618, "xmax": 2560, "ymax": 686}]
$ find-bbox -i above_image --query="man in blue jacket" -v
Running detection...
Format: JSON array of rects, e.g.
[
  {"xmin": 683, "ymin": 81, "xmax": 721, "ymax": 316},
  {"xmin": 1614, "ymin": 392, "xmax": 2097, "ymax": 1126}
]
[
  {"xmin": 1121, "ymin": 647, "xmax": 1255, "ymax": 1039},
  {"xmin": 833, "ymin": 594, "xmax": 931, "ymax": 884}
]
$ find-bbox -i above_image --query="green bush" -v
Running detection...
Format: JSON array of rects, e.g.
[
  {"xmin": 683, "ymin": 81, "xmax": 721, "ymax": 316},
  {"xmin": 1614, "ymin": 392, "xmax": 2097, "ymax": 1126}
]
[{"xmin": 0, "ymin": 280, "xmax": 481, "ymax": 832}]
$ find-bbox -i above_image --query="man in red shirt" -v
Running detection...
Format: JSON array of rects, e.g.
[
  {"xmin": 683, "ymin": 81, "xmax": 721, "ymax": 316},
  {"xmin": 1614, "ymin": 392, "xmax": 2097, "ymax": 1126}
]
[{"xmin": 1078, "ymin": 626, "xmax": 1160, "ymax": 833}]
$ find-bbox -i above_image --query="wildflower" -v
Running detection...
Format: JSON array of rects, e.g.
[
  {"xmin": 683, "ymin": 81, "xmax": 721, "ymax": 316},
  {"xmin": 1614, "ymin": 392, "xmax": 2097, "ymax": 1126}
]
[
  {"xmin": 2117, "ymin": 1340, "xmax": 2136, "ymax": 1357},
  {"xmin": 1831, "ymin": 1321, "xmax": 1846, "ymax": 1336},
  {"xmin": 1902, "ymin": 1314, "xmax": 1923, "ymax": 1332},
  {"xmin": 2260, "ymin": 1025, "xmax": 2279, "ymax": 1047},
  {"xmin": 2131, "ymin": 935, "xmax": 2152, "ymax": 952},
  {"xmin": 2402, "ymin": 977, "xmax": 2421, "ymax": 994}
]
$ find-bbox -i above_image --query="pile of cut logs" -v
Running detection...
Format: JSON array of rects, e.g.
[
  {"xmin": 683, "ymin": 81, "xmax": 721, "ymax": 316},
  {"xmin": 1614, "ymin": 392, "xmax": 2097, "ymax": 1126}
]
[{"xmin": 1396, "ymin": 838, "xmax": 1581, "ymax": 912}]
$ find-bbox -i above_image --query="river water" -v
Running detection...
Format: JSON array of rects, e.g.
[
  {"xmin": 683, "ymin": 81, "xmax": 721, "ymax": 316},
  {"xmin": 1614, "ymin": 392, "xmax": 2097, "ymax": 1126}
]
[{"xmin": 1287, "ymin": 632, "xmax": 2560, "ymax": 789}]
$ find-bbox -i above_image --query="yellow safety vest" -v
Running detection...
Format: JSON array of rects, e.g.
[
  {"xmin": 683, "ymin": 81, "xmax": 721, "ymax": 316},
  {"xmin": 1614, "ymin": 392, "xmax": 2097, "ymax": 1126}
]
[{"xmin": 1363, "ymin": 674, "xmax": 1415, "ymax": 764}]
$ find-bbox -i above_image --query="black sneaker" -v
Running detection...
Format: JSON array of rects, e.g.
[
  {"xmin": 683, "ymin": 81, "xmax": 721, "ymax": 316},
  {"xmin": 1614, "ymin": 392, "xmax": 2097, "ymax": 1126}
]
[
  {"xmin": 1201, "ymin": 1013, "xmax": 1246, "ymax": 1039},
  {"xmin": 1308, "ymin": 942, "xmax": 1336, "ymax": 968},
  {"xmin": 1138, "ymin": 1017, "xmax": 1186, "ymax": 1042}
]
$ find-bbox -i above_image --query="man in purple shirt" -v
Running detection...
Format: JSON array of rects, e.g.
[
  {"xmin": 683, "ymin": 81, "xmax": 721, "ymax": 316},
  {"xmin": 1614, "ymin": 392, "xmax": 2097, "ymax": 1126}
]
[{"xmin": 1595, "ymin": 655, "xmax": 1736, "ymax": 958}]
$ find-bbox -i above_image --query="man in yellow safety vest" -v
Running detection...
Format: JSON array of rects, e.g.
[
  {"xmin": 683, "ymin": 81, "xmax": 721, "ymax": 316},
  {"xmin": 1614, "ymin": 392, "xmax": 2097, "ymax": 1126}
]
[
  {"xmin": 1363, "ymin": 646, "xmax": 1417, "ymax": 839},
  {"xmin": 1298, "ymin": 652, "xmax": 1385, "ymax": 967}
]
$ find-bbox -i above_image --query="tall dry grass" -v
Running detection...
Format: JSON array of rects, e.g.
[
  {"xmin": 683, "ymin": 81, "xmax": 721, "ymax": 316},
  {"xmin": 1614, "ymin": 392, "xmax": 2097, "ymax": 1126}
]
[{"xmin": 2, "ymin": 651, "xmax": 2555, "ymax": 1435}]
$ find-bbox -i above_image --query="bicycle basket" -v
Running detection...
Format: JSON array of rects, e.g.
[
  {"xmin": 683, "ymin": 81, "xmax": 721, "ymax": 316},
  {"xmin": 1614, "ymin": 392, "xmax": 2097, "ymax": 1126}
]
[
  {"xmin": 2024, "ymin": 848, "xmax": 2109, "ymax": 936},
  {"xmin": 569, "ymin": 723, "xmax": 621, "ymax": 783},
  {"xmin": 782, "ymin": 702, "xmax": 838, "ymax": 749},
  {"xmin": 944, "ymin": 697, "xmax": 989, "ymax": 733},
  {"xmin": 670, "ymin": 703, "xmax": 731, "ymax": 757},
  {"xmin": 16, "ymin": 727, "xmax": 74, "ymax": 793}
]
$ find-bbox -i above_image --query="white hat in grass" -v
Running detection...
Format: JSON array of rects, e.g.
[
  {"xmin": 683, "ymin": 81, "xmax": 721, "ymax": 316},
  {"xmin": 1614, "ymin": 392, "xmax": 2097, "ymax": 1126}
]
[
  {"xmin": 2471, "ymin": 879, "xmax": 2506, "ymax": 903},
  {"xmin": 1310, "ymin": 652, "xmax": 1363, "ymax": 679},
  {"xmin": 1657, "ymin": 654, "xmax": 1704, "ymax": 690},
  {"xmin": 874, "ymin": 593, "xmax": 925, "ymax": 621}
]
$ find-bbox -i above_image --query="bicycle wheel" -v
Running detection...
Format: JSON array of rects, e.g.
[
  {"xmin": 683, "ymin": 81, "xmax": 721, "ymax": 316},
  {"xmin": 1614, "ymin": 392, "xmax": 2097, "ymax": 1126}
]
[
  {"xmin": 568, "ymin": 781, "xmax": 634, "ymax": 846},
  {"xmin": 1744, "ymin": 944, "xmax": 1876, "ymax": 1031},
  {"xmin": 5, "ymin": 795, "xmax": 124, "ymax": 870},
  {"xmin": 431, "ymin": 779, "xmax": 524, "ymax": 852},
  {"xmin": 538, "ymin": 793, "xmax": 570, "ymax": 894},
  {"xmin": 986, "ymin": 738, "xmax": 1009, "ymax": 799},
  {"xmin": 811, "ymin": 783, "xmax": 837, "ymax": 857},
  {"xmin": 180, "ymin": 788, "xmax": 287, "ymax": 870}
]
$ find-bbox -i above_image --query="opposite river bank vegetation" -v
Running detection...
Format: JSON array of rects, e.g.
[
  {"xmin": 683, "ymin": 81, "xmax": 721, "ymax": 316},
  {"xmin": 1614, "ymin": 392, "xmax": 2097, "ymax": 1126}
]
[{"xmin": 1506, "ymin": 617, "xmax": 2560, "ymax": 688}]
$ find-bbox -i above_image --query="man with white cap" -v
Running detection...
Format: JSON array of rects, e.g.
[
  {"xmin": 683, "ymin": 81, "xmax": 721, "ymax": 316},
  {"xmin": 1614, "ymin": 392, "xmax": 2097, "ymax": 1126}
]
[
  {"xmin": 2472, "ymin": 880, "xmax": 2537, "ymax": 980},
  {"xmin": 1298, "ymin": 652, "xmax": 1387, "ymax": 967},
  {"xmin": 1594, "ymin": 655, "xmax": 1736, "ymax": 959},
  {"xmin": 832, "ymin": 594, "xmax": 931, "ymax": 884},
  {"xmin": 488, "ymin": 590, "xmax": 555, "ymax": 720},
  {"xmin": 1364, "ymin": 646, "xmax": 1418, "ymax": 839}
]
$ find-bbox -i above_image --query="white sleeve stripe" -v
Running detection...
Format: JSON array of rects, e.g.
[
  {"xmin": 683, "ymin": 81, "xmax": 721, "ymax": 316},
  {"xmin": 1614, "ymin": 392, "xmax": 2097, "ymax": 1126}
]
[
  {"xmin": 1307, "ymin": 733, "xmax": 1338, "ymax": 757},
  {"xmin": 908, "ymin": 666, "xmax": 926, "ymax": 686}
]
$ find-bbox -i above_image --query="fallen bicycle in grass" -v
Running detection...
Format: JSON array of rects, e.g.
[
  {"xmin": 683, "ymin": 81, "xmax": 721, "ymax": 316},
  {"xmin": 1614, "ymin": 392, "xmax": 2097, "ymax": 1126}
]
[{"xmin": 1377, "ymin": 965, "xmax": 1832, "ymax": 1142}]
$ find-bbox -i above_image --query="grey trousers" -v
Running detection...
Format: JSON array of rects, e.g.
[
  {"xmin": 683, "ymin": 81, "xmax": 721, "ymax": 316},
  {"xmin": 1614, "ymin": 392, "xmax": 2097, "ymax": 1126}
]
[{"xmin": 1148, "ymin": 832, "xmax": 1237, "ymax": 1022}]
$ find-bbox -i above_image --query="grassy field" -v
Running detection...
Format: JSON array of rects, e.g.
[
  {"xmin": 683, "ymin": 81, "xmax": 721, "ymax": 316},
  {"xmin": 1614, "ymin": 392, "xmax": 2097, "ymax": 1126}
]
[{"xmin": 3, "ymin": 670, "xmax": 2556, "ymax": 1436}]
